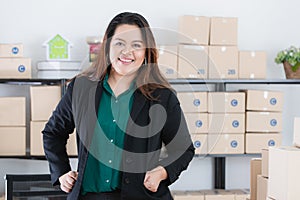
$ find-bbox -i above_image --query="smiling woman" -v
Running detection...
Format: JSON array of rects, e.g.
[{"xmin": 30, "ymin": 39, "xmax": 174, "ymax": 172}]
[
  {"xmin": 42, "ymin": 12, "xmax": 195, "ymax": 200},
  {"xmin": 109, "ymin": 24, "xmax": 146, "ymax": 78}
]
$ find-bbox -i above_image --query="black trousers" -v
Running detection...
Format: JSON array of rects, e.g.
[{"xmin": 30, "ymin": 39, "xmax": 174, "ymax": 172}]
[{"xmin": 79, "ymin": 191, "xmax": 121, "ymax": 200}]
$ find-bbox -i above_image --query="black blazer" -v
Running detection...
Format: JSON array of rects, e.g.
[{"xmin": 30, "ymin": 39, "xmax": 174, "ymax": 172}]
[{"xmin": 43, "ymin": 76, "xmax": 195, "ymax": 200}]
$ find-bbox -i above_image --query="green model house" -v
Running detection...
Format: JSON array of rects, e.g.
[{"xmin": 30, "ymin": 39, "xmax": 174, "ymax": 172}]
[{"xmin": 43, "ymin": 34, "xmax": 72, "ymax": 61}]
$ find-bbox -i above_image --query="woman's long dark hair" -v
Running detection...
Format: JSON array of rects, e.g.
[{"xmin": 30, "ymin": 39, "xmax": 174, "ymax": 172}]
[{"xmin": 80, "ymin": 12, "xmax": 171, "ymax": 100}]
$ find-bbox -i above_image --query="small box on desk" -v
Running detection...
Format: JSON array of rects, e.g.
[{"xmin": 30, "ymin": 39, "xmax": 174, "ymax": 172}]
[
  {"xmin": 207, "ymin": 134, "xmax": 244, "ymax": 154},
  {"xmin": 0, "ymin": 43, "xmax": 23, "ymax": 57},
  {"xmin": 208, "ymin": 113, "xmax": 245, "ymax": 134},
  {"xmin": 209, "ymin": 17, "xmax": 238, "ymax": 46},
  {"xmin": 268, "ymin": 146, "xmax": 300, "ymax": 200},
  {"xmin": 157, "ymin": 45, "xmax": 178, "ymax": 79},
  {"xmin": 208, "ymin": 92, "xmax": 245, "ymax": 113},
  {"xmin": 185, "ymin": 113, "xmax": 208, "ymax": 133},
  {"xmin": 239, "ymin": 51, "xmax": 267, "ymax": 79},
  {"xmin": 31, "ymin": 121, "xmax": 77, "ymax": 156},
  {"xmin": 246, "ymin": 112, "xmax": 282, "ymax": 132},
  {"xmin": 191, "ymin": 134, "xmax": 208, "ymax": 155},
  {"xmin": 0, "ymin": 97, "xmax": 25, "ymax": 126},
  {"xmin": 245, "ymin": 133, "xmax": 281, "ymax": 154},
  {"xmin": 245, "ymin": 90, "xmax": 283, "ymax": 112},
  {"xmin": 30, "ymin": 86, "xmax": 61, "ymax": 121},
  {"xmin": 178, "ymin": 15, "xmax": 210, "ymax": 45},
  {"xmin": 177, "ymin": 92, "xmax": 207, "ymax": 113},
  {"xmin": 178, "ymin": 45, "xmax": 208, "ymax": 79},
  {"xmin": 0, "ymin": 58, "xmax": 31, "ymax": 79},
  {"xmin": 208, "ymin": 46, "xmax": 239, "ymax": 79},
  {"xmin": 0, "ymin": 127, "xmax": 26, "ymax": 156}
]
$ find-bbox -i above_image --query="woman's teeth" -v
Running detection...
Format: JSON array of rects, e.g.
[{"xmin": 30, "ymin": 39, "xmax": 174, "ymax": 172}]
[{"xmin": 119, "ymin": 57, "xmax": 133, "ymax": 63}]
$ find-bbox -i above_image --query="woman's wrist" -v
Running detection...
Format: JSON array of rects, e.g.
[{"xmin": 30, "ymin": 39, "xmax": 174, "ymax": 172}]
[{"xmin": 156, "ymin": 166, "xmax": 168, "ymax": 180}]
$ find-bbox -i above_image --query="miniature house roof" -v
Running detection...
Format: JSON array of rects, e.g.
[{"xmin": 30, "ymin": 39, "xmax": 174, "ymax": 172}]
[{"xmin": 43, "ymin": 34, "xmax": 73, "ymax": 61}]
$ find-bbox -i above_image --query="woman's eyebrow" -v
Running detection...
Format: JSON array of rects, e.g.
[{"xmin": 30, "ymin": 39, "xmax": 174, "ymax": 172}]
[{"xmin": 114, "ymin": 38, "xmax": 125, "ymax": 42}]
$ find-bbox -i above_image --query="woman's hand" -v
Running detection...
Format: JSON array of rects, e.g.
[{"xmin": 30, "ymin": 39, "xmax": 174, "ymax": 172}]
[
  {"xmin": 143, "ymin": 166, "xmax": 168, "ymax": 192},
  {"xmin": 59, "ymin": 171, "xmax": 78, "ymax": 193}
]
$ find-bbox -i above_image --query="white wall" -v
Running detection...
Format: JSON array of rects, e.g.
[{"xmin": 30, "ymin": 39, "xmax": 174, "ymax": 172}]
[{"xmin": 1, "ymin": 0, "xmax": 300, "ymax": 194}]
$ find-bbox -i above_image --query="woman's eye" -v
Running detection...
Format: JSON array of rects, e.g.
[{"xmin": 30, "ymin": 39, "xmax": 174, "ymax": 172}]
[
  {"xmin": 115, "ymin": 41, "xmax": 124, "ymax": 46},
  {"xmin": 133, "ymin": 43, "xmax": 143, "ymax": 49}
]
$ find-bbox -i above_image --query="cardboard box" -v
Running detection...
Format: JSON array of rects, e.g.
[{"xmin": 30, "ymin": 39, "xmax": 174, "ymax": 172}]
[
  {"xmin": 261, "ymin": 148, "xmax": 269, "ymax": 178},
  {"xmin": 246, "ymin": 112, "xmax": 282, "ymax": 132},
  {"xmin": 0, "ymin": 58, "xmax": 31, "ymax": 78},
  {"xmin": 250, "ymin": 158, "xmax": 262, "ymax": 200},
  {"xmin": 208, "ymin": 113, "xmax": 245, "ymax": 134},
  {"xmin": 293, "ymin": 117, "xmax": 300, "ymax": 147},
  {"xmin": 172, "ymin": 191, "xmax": 204, "ymax": 200},
  {"xmin": 229, "ymin": 189, "xmax": 250, "ymax": 200},
  {"xmin": 0, "ymin": 127, "xmax": 26, "ymax": 155},
  {"xmin": 208, "ymin": 46, "xmax": 239, "ymax": 79},
  {"xmin": 257, "ymin": 175, "xmax": 268, "ymax": 200},
  {"xmin": 178, "ymin": 15, "xmax": 210, "ymax": 45},
  {"xmin": 30, "ymin": 121, "xmax": 77, "ymax": 156},
  {"xmin": 239, "ymin": 51, "xmax": 267, "ymax": 79},
  {"xmin": 178, "ymin": 45, "xmax": 208, "ymax": 79},
  {"xmin": 31, "ymin": 121, "xmax": 46, "ymax": 155},
  {"xmin": 30, "ymin": 86, "xmax": 61, "ymax": 121},
  {"xmin": 208, "ymin": 92, "xmax": 245, "ymax": 113},
  {"xmin": 191, "ymin": 134, "xmax": 208, "ymax": 155},
  {"xmin": 210, "ymin": 17, "xmax": 238, "ymax": 46},
  {"xmin": 204, "ymin": 189, "xmax": 235, "ymax": 200},
  {"xmin": 0, "ymin": 97, "xmax": 25, "ymax": 126},
  {"xmin": 245, "ymin": 133, "xmax": 281, "ymax": 154},
  {"xmin": 245, "ymin": 90, "xmax": 283, "ymax": 112},
  {"xmin": 268, "ymin": 146, "xmax": 300, "ymax": 200},
  {"xmin": 185, "ymin": 113, "xmax": 208, "ymax": 133},
  {"xmin": 177, "ymin": 92, "xmax": 207, "ymax": 113},
  {"xmin": 208, "ymin": 134, "xmax": 244, "ymax": 154},
  {"xmin": 157, "ymin": 45, "xmax": 178, "ymax": 79},
  {"xmin": 0, "ymin": 43, "xmax": 23, "ymax": 57}
]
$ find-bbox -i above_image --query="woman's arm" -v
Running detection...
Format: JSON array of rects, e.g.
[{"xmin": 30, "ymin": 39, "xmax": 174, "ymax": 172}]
[
  {"xmin": 42, "ymin": 80, "xmax": 76, "ymax": 185},
  {"xmin": 158, "ymin": 91, "xmax": 195, "ymax": 185}
]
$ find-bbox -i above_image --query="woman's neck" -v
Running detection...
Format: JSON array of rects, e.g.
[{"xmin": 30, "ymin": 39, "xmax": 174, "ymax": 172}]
[{"xmin": 107, "ymin": 70, "xmax": 136, "ymax": 97}]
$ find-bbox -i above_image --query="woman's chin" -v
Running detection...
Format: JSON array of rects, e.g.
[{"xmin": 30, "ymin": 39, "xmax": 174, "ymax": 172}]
[{"xmin": 112, "ymin": 67, "xmax": 138, "ymax": 76}]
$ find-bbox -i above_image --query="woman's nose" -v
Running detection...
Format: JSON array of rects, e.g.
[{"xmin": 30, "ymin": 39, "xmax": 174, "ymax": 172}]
[{"xmin": 121, "ymin": 45, "xmax": 133, "ymax": 55}]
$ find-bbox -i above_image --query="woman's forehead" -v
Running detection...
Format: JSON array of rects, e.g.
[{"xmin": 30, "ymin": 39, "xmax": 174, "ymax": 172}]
[{"xmin": 113, "ymin": 24, "xmax": 143, "ymax": 41}]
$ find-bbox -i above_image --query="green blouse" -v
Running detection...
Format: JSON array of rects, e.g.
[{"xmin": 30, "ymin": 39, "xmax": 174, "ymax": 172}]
[{"xmin": 81, "ymin": 75, "xmax": 135, "ymax": 194}]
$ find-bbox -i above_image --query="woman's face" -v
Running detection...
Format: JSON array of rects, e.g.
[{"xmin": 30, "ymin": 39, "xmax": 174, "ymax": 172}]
[{"xmin": 109, "ymin": 24, "xmax": 146, "ymax": 76}]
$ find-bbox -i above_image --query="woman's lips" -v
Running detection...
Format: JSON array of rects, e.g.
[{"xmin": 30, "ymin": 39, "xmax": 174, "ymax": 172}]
[{"xmin": 118, "ymin": 57, "xmax": 134, "ymax": 64}]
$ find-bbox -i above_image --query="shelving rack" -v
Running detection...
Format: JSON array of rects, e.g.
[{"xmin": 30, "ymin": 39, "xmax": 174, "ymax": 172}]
[
  {"xmin": 1, "ymin": 78, "xmax": 300, "ymax": 190},
  {"xmin": 169, "ymin": 78, "xmax": 300, "ymax": 189}
]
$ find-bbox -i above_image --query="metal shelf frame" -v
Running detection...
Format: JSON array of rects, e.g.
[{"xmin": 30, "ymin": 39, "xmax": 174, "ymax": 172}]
[{"xmin": 1, "ymin": 78, "xmax": 300, "ymax": 190}]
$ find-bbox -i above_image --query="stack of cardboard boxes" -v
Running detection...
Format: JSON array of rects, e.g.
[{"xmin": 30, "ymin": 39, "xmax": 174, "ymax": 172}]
[
  {"xmin": 245, "ymin": 90, "xmax": 283, "ymax": 153},
  {"xmin": 249, "ymin": 117, "xmax": 300, "ymax": 200},
  {"xmin": 0, "ymin": 97, "xmax": 26, "ymax": 155},
  {"xmin": 177, "ymin": 91, "xmax": 208, "ymax": 155},
  {"xmin": 177, "ymin": 16, "xmax": 210, "ymax": 79},
  {"xmin": 172, "ymin": 189, "xmax": 249, "ymax": 200},
  {"xmin": 207, "ymin": 92, "xmax": 246, "ymax": 154},
  {"xmin": 0, "ymin": 44, "xmax": 31, "ymax": 78},
  {"xmin": 264, "ymin": 117, "xmax": 300, "ymax": 200},
  {"xmin": 30, "ymin": 85, "xmax": 77, "ymax": 156},
  {"xmin": 177, "ymin": 89, "xmax": 285, "ymax": 155},
  {"xmin": 157, "ymin": 15, "xmax": 266, "ymax": 79},
  {"xmin": 250, "ymin": 157, "xmax": 262, "ymax": 200}
]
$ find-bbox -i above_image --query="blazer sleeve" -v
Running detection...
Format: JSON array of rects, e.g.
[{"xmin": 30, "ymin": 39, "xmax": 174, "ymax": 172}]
[
  {"xmin": 42, "ymin": 79, "xmax": 75, "ymax": 185},
  {"xmin": 158, "ymin": 91, "xmax": 195, "ymax": 185}
]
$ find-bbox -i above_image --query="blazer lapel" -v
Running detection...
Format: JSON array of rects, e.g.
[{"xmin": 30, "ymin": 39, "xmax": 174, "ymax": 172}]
[
  {"xmin": 95, "ymin": 81, "xmax": 103, "ymax": 117},
  {"xmin": 130, "ymin": 90, "xmax": 146, "ymax": 122}
]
